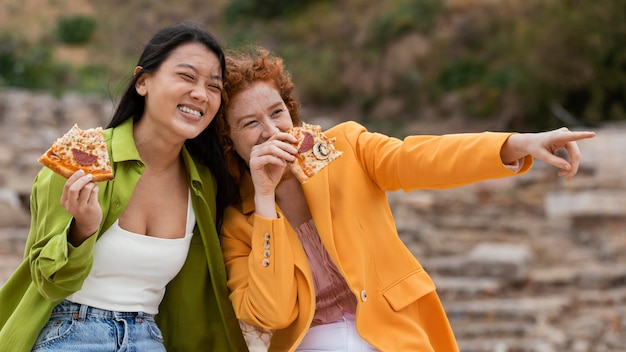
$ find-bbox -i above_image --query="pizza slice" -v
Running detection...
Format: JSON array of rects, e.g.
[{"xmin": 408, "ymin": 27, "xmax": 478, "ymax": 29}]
[
  {"xmin": 38, "ymin": 124, "xmax": 114, "ymax": 182},
  {"xmin": 287, "ymin": 122, "xmax": 342, "ymax": 183}
]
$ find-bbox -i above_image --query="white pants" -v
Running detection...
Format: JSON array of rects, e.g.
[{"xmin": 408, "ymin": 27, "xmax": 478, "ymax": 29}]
[{"xmin": 296, "ymin": 313, "xmax": 378, "ymax": 351}]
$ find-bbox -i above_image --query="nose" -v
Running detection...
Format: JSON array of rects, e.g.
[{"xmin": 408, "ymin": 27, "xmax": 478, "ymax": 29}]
[
  {"xmin": 260, "ymin": 119, "xmax": 280, "ymax": 139},
  {"xmin": 190, "ymin": 84, "xmax": 209, "ymax": 102}
]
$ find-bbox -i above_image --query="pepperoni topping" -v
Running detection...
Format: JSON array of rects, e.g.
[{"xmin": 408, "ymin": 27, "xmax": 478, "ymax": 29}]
[
  {"xmin": 298, "ymin": 132, "xmax": 314, "ymax": 153},
  {"xmin": 72, "ymin": 148, "xmax": 98, "ymax": 166}
]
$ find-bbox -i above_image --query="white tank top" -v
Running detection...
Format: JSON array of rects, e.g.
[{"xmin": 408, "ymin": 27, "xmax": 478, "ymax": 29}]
[{"xmin": 67, "ymin": 192, "xmax": 195, "ymax": 314}]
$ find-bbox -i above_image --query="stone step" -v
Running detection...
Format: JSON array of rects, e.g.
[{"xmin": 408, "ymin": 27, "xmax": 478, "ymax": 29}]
[
  {"xmin": 576, "ymin": 287, "xmax": 626, "ymax": 306},
  {"xmin": 432, "ymin": 276, "xmax": 502, "ymax": 299},
  {"xmin": 0, "ymin": 227, "xmax": 28, "ymax": 255},
  {"xmin": 457, "ymin": 337, "xmax": 559, "ymax": 352},
  {"xmin": 422, "ymin": 242, "xmax": 532, "ymax": 284},
  {"xmin": 0, "ymin": 255, "xmax": 22, "ymax": 286},
  {"xmin": 0, "ymin": 227, "xmax": 27, "ymax": 286},
  {"xmin": 445, "ymin": 296, "xmax": 571, "ymax": 321},
  {"xmin": 531, "ymin": 264, "xmax": 626, "ymax": 290},
  {"xmin": 453, "ymin": 303, "xmax": 626, "ymax": 352},
  {"xmin": 545, "ymin": 190, "xmax": 626, "ymax": 218},
  {"xmin": 451, "ymin": 320, "xmax": 531, "ymax": 339}
]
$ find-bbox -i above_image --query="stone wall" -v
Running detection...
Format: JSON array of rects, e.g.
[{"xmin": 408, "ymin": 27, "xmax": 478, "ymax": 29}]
[
  {"xmin": 1, "ymin": 88, "xmax": 624, "ymax": 351},
  {"xmin": 0, "ymin": 88, "xmax": 113, "ymax": 283}
]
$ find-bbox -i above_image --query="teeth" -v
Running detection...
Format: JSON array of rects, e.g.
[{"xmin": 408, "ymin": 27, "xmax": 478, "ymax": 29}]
[{"xmin": 178, "ymin": 105, "xmax": 202, "ymax": 117}]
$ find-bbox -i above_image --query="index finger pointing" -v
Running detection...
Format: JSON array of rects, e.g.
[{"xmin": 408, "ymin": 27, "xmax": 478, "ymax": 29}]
[{"xmin": 557, "ymin": 131, "xmax": 596, "ymax": 144}]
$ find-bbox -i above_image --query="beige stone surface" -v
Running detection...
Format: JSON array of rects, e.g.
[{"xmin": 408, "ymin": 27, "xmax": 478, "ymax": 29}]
[{"xmin": 1, "ymin": 89, "xmax": 625, "ymax": 350}]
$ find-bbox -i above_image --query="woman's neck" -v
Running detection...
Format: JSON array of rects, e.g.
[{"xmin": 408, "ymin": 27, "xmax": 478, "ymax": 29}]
[{"xmin": 133, "ymin": 120, "xmax": 185, "ymax": 171}]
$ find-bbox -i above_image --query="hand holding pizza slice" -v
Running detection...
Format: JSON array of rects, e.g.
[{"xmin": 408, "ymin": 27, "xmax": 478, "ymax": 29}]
[
  {"xmin": 287, "ymin": 122, "xmax": 342, "ymax": 183},
  {"xmin": 38, "ymin": 124, "xmax": 114, "ymax": 182}
]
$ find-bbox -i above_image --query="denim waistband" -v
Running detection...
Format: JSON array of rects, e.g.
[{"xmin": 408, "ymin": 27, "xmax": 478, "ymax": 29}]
[{"xmin": 52, "ymin": 300, "xmax": 155, "ymax": 322}]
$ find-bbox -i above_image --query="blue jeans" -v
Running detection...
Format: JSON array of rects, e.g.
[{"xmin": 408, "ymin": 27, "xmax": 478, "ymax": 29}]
[{"xmin": 32, "ymin": 300, "xmax": 166, "ymax": 352}]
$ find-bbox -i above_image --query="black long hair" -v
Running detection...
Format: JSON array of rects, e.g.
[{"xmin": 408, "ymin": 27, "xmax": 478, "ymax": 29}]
[{"xmin": 108, "ymin": 22, "xmax": 234, "ymax": 231}]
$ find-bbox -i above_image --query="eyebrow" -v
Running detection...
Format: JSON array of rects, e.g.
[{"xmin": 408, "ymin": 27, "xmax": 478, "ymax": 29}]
[{"xmin": 175, "ymin": 63, "xmax": 222, "ymax": 81}]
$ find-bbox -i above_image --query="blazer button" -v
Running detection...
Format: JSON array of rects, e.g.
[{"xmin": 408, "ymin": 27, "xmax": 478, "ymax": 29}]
[{"xmin": 360, "ymin": 290, "xmax": 367, "ymax": 302}]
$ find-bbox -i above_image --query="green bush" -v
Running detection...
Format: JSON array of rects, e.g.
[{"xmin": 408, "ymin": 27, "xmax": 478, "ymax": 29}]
[
  {"xmin": 0, "ymin": 34, "xmax": 56, "ymax": 90},
  {"xmin": 76, "ymin": 64, "xmax": 109, "ymax": 94},
  {"xmin": 370, "ymin": 0, "xmax": 442, "ymax": 47},
  {"xmin": 0, "ymin": 33, "xmax": 20, "ymax": 86},
  {"xmin": 438, "ymin": 59, "xmax": 487, "ymax": 91},
  {"xmin": 56, "ymin": 15, "xmax": 97, "ymax": 45},
  {"xmin": 225, "ymin": 0, "xmax": 322, "ymax": 21},
  {"xmin": 509, "ymin": 0, "xmax": 626, "ymax": 128},
  {"xmin": 0, "ymin": 31, "xmax": 108, "ymax": 95},
  {"xmin": 278, "ymin": 45, "xmax": 347, "ymax": 106}
]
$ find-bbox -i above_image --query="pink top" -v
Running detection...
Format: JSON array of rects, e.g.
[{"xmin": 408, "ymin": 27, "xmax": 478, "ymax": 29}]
[{"xmin": 295, "ymin": 219, "xmax": 357, "ymax": 325}]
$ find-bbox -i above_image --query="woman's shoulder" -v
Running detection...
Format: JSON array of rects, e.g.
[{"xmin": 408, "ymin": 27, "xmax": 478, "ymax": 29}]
[
  {"xmin": 325, "ymin": 120, "xmax": 365, "ymax": 133},
  {"xmin": 324, "ymin": 120, "xmax": 368, "ymax": 142},
  {"xmin": 327, "ymin": 120, "xmax": 395, "ymax": 146}
]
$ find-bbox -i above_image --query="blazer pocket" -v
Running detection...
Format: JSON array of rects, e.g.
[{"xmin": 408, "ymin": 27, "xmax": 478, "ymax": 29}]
[{"xmin": 381, "ymin": 269, "xmax": 436, "ymax": 312}]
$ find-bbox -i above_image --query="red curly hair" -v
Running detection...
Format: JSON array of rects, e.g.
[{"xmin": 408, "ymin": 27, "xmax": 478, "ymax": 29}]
[{"xmin": 215, "ymin": 47, "xmax": 301, "ymax": 191}]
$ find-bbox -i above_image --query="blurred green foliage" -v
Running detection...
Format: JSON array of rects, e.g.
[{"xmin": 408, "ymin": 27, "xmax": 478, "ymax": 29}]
[
  {"xmin": 279, "ymin": 45, "xmax": 347, "ymax": 106},
  {"xmin": 0, "ymin": 31, "xmax": 106, "ymax": 95},
  {"xmin": 0, "ymin": 34, "xmax": 58, "ymax": 91},
  {"xmin": 55, "ymin": 15, "xmax": 97, "ymax": 45},
  {"xmin": 521, "ymin": 0, "xmax": 626, "ymax": 127},
  {"xmin": 417, "ymin": 0, "xmax": 626, "ymax": 130},
  {"xmin": 370, "ymin": 0, "xmax": 442, "ymax": 47},
  {"xmin": 225, "ymin": 0, "xmax": 322, "ymax": 21},
  {"xmin": 0, "ymin": 0, "xmax": 624, "ymax": 131},
  {"xmin": 438, "ymin": 59, "xmax": 487, "ymax": 91}
]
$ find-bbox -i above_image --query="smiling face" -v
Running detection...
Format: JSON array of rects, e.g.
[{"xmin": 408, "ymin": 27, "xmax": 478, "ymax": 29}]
[
  {"xmin": 135, "ymin": 42, "xmax": 223, "ymax": 141},
  {"xmin": 225, "ymin": 81, "xmax": 294, "ymax": 164}
]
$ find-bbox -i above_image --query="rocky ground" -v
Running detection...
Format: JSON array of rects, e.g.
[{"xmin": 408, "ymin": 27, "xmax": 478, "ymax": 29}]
[{"xmin": 1, "ymin": 89, "xmax": 624, "ymax": 351}]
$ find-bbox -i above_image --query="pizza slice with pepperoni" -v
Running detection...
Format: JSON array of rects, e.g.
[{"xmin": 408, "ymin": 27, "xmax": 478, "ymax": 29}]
[
  {"xmin": 287, "ymin": 122, "xmax": 342, "ymax": 183},
  {"xmin": 38, "ymin": 124, "xmax": 114, "ymax": 182}
]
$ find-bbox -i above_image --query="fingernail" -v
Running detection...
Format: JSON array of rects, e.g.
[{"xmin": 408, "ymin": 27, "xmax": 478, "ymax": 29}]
[{"xmin": 86, "ymin": 173, "xmax": 93, "ymax": 180}]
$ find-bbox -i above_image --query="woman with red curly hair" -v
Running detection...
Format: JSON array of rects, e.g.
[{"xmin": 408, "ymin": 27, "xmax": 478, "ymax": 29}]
[{"xmin": 215, "ymin": 47, "xmax": 595, "ymax": 351}]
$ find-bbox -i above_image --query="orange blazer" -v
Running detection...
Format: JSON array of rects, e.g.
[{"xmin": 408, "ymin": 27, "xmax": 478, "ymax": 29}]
[{"xmin": 221, "ymin": 121, "xmax": 532, "ymax": 351}]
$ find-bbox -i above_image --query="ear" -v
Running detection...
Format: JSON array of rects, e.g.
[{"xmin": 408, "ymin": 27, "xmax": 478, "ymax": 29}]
[{"xmin": 134, "ymin": 66, "xmax": 148, "ymax": 96}]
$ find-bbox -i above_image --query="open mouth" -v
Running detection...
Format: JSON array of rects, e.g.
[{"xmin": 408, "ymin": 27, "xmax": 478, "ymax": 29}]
[{"xmin": 178, "ymin": 105, "xmax": 203, "ymax": 117}]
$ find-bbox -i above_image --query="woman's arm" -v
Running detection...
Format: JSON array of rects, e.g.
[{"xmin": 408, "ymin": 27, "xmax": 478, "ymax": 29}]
[
  {"xmin": 221, "ymin": 210, "xmax": 300, "ymax": 330},
  {"xmin": 27, "ymin": 169, "xmax": 100, "ymax": 301}
]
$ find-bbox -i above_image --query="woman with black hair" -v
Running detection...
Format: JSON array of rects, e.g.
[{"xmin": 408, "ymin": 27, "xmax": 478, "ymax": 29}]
[{"xmin": 0, "ymin": 23, "xmax": 246, "ymax": 351}]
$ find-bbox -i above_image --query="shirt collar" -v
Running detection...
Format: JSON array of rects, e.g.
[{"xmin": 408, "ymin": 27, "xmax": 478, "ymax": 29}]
[
  {"xmin": 109, "ymin": 117, "xmax": 142, "ymax": 163},
  {"xmin": 181, "ymin": 146, "xmax": 204, "ymax": 189}
]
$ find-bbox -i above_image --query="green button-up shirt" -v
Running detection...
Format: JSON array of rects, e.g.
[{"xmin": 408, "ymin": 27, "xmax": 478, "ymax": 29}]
[{"xmin": 0, "ymin": 118, "xmax": 247, "ymax": 351}]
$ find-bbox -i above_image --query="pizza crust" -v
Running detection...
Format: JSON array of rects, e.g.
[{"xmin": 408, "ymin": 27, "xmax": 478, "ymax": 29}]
[
  {"xmin": 287, "ymin": 122, "xmax": 342, "ymax": 183},
  {"xmin": 289, "ymin": 159, "xmax": 311, "ymax": 184},
  {"xmin": 38, "ymin": 153, "xmax": 75, "ymax": 179}
]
